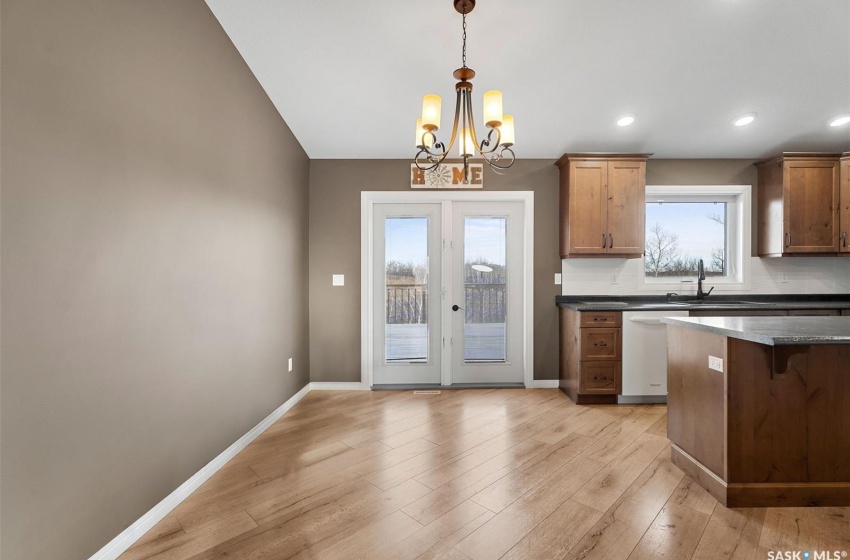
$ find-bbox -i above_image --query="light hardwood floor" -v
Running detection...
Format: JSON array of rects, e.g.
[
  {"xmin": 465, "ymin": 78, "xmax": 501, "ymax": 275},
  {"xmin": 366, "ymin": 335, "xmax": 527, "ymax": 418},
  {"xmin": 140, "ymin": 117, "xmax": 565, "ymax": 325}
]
[{"xmin": 119, "ymin": 389, "xmax": 850, "ymax": 560}]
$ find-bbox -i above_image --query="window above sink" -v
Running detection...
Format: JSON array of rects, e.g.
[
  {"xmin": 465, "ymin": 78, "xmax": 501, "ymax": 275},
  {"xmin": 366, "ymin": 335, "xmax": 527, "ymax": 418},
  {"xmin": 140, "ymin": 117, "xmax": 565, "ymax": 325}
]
[{"xmin": 638, "ymin": 185, "xmax": 752, "ymax": 293}]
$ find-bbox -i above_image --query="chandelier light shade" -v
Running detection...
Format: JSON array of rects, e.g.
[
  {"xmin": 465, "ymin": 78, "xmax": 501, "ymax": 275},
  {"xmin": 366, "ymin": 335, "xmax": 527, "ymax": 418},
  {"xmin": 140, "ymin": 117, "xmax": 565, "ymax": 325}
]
[{"xmin": 414, "ymin": 0, "xmax": 516, "ymax": 183}]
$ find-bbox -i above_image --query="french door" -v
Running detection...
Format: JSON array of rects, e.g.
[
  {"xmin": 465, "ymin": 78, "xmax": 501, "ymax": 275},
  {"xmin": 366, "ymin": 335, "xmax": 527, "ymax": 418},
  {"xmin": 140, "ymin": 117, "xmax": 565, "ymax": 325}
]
[
  {"xmin": 368, "ymin": 197, "xmax": 528, "ymax": 386},
  {"xmin": 372, "ymin": 204, "xmax": 443, "ymax": 385}
]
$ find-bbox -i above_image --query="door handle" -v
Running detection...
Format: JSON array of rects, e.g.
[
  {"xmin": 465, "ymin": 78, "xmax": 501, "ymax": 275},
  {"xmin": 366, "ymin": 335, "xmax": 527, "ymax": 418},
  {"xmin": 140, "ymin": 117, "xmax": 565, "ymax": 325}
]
[{"xmin": 451, "ymin": 304, "xmax": 463, "ymax": 311}]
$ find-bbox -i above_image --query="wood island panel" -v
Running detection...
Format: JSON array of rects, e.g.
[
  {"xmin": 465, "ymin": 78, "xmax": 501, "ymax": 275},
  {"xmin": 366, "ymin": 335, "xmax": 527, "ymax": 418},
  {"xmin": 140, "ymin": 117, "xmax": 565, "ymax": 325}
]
[
  {"xmin": 668, "ymin": 324, "xmax": 850, "ymax": 507},
  {"xmin": 667, "ymin": 327, "xmax": 727, "ymax": 480}
]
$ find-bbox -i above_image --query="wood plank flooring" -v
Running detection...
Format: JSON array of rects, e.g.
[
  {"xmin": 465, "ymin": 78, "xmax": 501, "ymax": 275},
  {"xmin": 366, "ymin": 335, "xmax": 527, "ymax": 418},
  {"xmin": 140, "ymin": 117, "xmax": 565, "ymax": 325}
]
[{"xmin": 119, "ymin": 389, "xmax": 850, "ymax": 560}]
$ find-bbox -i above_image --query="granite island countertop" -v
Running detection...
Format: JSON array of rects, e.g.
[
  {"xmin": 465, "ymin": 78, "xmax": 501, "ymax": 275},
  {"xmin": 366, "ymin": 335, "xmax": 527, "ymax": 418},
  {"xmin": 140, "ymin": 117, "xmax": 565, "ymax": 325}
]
[
  {"xmin": 661, "ymin": 316, "xmax": 850, "ymax": 345},
  {"xmin": 556, "ymin": 294, "xmax": 850, "ymax": 312}
]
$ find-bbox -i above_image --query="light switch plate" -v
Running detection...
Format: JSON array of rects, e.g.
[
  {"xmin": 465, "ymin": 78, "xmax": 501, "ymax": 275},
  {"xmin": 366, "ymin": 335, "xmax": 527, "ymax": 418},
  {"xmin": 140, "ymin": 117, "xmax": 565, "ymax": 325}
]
[
  {"xmin": 708, "ymin": 355, "xmax": 724, "ymax": 372},
  {"xmin": 332, "ymin": 274, "xmax": 345, "ymax": 286},
  {"xmin": 554, "ymin": 273, "xmax": 562, "ymax": 285}
]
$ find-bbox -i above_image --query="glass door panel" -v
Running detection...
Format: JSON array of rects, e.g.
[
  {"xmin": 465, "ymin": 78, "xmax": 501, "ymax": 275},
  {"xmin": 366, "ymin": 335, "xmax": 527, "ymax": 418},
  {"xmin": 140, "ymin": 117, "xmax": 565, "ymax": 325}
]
[
  {"xmin": 463, "ymin": 217, "xmax": 507, "ymax": 363},
  {"xmin": 385, "ymin": 217, "xmax": 430, "ymax": 363}
]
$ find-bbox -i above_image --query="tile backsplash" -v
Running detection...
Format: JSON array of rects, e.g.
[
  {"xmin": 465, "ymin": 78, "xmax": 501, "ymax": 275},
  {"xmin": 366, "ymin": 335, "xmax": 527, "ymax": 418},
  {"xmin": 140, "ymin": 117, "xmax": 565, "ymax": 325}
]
[{"xmin": 561, "ymin": 257, "xmax": 850, "ymax": 296}]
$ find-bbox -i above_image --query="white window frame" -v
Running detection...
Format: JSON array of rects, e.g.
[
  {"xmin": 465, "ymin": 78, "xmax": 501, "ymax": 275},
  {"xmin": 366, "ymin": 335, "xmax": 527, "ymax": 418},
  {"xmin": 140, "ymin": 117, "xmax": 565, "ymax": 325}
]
[{"xmin": 638, "ymin": 185, "xmax": 751, "ymax": 293}]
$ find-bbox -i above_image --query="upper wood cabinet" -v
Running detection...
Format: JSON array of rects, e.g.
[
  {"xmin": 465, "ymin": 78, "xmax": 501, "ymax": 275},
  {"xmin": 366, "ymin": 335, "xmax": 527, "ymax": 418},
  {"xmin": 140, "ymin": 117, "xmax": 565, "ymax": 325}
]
[
  {"xmin": 840, "ymin": 153, "xmax": 850, "ymax": 253},
  {"xmin": 756, "ymin": 153, "xmax": 841, "ymax": 256},
  {"xmin": 556, "ymin": 153, "xmax": 650, "ymax": 258}
]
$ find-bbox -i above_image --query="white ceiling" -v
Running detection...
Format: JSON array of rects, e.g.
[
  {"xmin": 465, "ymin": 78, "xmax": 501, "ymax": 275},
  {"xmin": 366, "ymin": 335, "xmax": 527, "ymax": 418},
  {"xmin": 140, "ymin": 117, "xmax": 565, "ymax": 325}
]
[{"xmin": 205, "ymin": 0, "xmax": 850, "ymax": 160}]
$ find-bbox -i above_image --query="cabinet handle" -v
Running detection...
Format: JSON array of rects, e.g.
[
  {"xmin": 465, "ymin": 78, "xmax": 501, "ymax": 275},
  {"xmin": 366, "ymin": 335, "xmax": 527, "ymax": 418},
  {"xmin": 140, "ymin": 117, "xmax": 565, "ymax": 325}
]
[
  {"xmin": 843, "ymin": 232, "xmax": 847, "ymax": 248},
  {"xmin": 602, "ymin": 234, "xmax": 607, "ymax": 249},
  {"xmin": 785, "ymin": 232, "xmax": 791, "ymax": 247},
  {"xmin": 593, "ymin": 317, "xmax": 606, "ymax": 322},
  {"xmin": 609, "ymin": 233, "xmax": 613, "ymax": 249},
  {"xmin": 593, "ymin": 341, "xmax": 608, "ymax": 347},
  {"xmin": 593, "ymin": 376, "xmax": 609, "ymax": 381}
]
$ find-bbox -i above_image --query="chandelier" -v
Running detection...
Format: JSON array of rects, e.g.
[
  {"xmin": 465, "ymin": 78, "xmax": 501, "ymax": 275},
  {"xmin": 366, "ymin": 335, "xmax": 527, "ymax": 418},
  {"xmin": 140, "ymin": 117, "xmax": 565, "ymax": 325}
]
[{"xmin": 414, "ymin": 0, "xmax": 516, "ymax": 183}]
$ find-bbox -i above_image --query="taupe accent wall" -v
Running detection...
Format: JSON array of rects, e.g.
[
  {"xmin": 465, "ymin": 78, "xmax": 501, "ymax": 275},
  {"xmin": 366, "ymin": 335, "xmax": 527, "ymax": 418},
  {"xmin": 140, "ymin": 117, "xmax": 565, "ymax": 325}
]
[
  {"xmin": 308, "ymin": 160, "xmax": 561, "ymax": 384},
  {"xmin": 307, "ymin": 158, "xmax": 761, "ymax": 385},
  {"xmin": 1, "ymin": 1, "xmax": 310, "ymax": 559}
]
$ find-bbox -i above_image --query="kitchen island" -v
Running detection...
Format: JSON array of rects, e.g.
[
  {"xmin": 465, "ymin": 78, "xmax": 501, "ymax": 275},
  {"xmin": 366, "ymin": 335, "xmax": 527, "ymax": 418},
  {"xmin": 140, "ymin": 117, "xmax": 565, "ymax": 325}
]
[{"xmin": 662, "ymin": 316, "xmax": 850, "ymax": 507}]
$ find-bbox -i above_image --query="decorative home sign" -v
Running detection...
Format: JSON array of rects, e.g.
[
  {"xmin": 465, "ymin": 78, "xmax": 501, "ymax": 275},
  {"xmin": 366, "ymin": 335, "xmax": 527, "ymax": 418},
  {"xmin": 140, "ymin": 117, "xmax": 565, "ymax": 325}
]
[{"xmin": 410, "ymin": 163, "xmax": 483, "ymax": 189}]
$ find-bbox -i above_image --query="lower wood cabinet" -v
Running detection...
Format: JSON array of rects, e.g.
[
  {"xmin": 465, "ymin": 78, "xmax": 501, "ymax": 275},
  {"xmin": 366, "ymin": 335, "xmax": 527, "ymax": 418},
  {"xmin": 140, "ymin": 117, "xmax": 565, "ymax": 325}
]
[
  {"xmin": 787, "ymin": 309, "xmax": 840, "ymax": 316},
  {"xmin": 560, "ymin": 308, "xmax": 622, "ymax": 404}
]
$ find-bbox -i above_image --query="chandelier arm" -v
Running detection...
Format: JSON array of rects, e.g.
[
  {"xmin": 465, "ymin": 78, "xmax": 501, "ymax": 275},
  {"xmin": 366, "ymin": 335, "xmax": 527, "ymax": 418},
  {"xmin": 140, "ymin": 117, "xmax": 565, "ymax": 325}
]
[
  {"xmin": 414, "ymin": 150, "xmax": 444, "ymax": 171},
  {"xmin": 443, "ymin": 86, "xmax": 463, "ymax": 155},
  {"xmin": 463, "ymin": 93, "xmax": 500, "ymax": 157},
  {"xmin": 483, "ymin": 146, "xmax": 516, "ymax": 172},
  {"xmin": 478, "ymin": 127, "xmax": 503, "ymax": 156},
  {"xmin": 464, "ymin": 91, "xmax": 482, "ymax": 154},
  {"xmin": 414, "ymin": 135, "xmax": 451, "ymax": 170}
]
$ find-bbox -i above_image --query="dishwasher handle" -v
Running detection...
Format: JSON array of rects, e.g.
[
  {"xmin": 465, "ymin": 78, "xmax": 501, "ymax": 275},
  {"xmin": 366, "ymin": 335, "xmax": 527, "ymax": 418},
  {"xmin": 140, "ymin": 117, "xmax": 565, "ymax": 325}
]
[{"xmin": 627, "ymin": 317, "xmax": 667, "ymax": 325}]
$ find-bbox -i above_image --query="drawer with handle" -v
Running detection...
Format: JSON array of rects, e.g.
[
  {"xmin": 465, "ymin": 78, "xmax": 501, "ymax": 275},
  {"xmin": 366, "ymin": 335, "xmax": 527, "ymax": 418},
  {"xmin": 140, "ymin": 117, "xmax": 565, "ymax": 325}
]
[
  {"xmin": 580, "ymin": 362, "xmax": 621, "ymax": 394},
  {"xmin": 580, "ymin": 311, "xmax": 622, "ymax": 328},
  {"xmin": 580, "ymin": 328, "xmax": 621, "ymax": 361}
]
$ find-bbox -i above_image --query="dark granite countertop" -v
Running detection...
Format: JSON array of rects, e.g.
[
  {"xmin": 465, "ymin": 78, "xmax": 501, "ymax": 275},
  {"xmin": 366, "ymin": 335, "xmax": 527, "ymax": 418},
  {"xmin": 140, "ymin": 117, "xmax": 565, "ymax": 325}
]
[
  {"xmin": 661, "ymin": 316, "xmax": 850, "ymax": 345},
  {"xmin": 555, "ymin": 294, "xmax": 850, "ymax": 312}
]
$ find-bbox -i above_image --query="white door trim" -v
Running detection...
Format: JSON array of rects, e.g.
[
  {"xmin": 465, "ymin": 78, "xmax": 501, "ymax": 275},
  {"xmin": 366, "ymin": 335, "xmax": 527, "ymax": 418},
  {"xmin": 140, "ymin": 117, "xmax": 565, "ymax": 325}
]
[{"xmin": 361, "ymin": 190, "xmax": 534, "ymax": 388}]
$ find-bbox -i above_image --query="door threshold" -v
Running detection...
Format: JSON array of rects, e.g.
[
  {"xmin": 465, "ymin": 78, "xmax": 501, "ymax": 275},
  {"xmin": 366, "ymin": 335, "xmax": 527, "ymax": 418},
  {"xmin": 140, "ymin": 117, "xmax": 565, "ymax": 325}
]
[{"xmin": 371, "ymin": 383, "xmax": 526, "ymax": 391}]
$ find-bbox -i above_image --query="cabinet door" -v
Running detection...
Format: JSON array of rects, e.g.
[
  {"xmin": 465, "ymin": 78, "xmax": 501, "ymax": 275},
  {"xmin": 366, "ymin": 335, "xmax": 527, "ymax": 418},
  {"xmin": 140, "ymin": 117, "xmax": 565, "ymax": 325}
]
[
  {"xmin": 606, "ymin": 160, "xmax": 646, "ymax": 255},
  {"xmin": 840, "ymin": 157, "xmax": 850, "ymax": 253},
  {"xmin": 567, "ymin": 161, "xmax": 608, "ymax": 254},
  {"xmin": 783, "ymin": 160, "xmax": 840, "ymax": 253}
]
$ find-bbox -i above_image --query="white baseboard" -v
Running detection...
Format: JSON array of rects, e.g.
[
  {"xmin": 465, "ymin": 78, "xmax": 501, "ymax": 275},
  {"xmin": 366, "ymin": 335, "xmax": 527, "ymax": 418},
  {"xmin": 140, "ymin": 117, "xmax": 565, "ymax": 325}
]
[
  {"xmin": 309, "ymin": 382, "xmax": 369, "ymax": 391},
  {"xmin": 531, "ymin": 380, "xmax": 559, "ymax": 389},
  {"xmin": 89, "ymin": 383, "xmax": 311, "ymax": 560}
]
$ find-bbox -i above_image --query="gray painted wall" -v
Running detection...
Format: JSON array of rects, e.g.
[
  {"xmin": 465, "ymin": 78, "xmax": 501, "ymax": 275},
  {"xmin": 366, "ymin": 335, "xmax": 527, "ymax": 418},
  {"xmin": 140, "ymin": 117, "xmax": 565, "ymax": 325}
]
[
  {"xmin": 0, "ymin": 1, "xmax": 310, "ymax": 559},
  {"xmin": 308, "ymin": 160, "xmax": 562, "ymax": 384}
]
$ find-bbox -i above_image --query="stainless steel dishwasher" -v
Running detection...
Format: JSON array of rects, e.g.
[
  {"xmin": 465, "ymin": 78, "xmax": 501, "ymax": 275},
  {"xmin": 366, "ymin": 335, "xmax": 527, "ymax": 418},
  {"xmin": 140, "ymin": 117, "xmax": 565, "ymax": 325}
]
[{"xmin": 620, "ymin": 309, "xmax": 689, "ymax": 404}]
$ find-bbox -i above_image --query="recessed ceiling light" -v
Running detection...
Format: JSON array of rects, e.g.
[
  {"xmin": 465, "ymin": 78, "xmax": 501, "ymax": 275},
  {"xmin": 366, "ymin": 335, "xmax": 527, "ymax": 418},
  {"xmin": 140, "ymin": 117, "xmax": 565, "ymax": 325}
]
[
  {"xmin": 733, "ymin": 114, "xmax": 756, "ymax": 127},
  {"xmin": 829, "ymin": 115, "xmax": 850, "ymax": 127},
  {"xmin": 616, "ymin": 115, "xmax": 635, "ymax": 127}
]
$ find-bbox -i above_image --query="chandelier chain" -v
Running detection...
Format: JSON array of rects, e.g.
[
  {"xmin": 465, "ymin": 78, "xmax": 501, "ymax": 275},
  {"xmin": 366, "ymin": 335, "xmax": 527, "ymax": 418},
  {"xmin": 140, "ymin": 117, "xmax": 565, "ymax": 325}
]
[{"xmin": 461, "ymin": 11, "xmax": 467, "ymax": 68}]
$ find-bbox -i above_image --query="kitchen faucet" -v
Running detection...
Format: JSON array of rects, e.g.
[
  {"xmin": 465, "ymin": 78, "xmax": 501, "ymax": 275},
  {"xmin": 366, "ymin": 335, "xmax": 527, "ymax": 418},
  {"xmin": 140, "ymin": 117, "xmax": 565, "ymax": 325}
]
[{"xmin": 697, "ymin": 259, "xmax": 714, "ymax": 300}]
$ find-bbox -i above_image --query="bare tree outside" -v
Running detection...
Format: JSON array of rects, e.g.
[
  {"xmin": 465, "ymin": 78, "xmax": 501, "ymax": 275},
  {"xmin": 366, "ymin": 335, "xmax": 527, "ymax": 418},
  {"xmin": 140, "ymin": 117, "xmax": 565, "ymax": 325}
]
[
  {"xmin": 706, "ymin": 212, "xmax": 726, "ymax": 275},
  {"xmin": 644, "ymin": 223, "xmax": 681, "ymax": 276},
  {"xmin": 644, "ymin": 204, "xmax": 728, "ymax": 278},
  {"xmin": 710, "ymin": 247, "xmax": 725, "ymax": 274}
]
